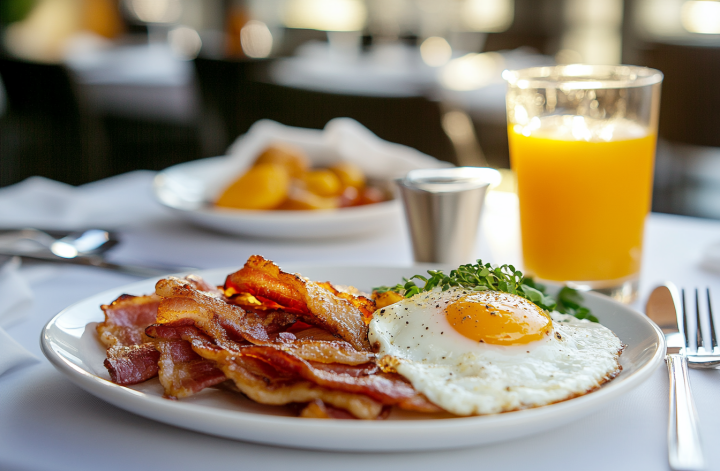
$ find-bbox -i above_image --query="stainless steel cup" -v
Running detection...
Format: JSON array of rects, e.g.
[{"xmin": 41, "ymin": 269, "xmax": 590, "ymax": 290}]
[{"xmin": 397, "ymin": 167, "xmax": 499, "ymax": 264}]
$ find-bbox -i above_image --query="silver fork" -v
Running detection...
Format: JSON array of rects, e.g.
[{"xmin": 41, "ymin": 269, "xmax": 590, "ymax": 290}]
[{"xmin": 683, "ymin": 288, "xmax": 720, "ymax": 368}]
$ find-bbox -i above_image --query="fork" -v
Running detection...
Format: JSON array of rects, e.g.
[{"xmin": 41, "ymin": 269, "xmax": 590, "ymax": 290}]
[{"xmin": 683, "ymin": 288, "xmax": 720, "ymax": 368}]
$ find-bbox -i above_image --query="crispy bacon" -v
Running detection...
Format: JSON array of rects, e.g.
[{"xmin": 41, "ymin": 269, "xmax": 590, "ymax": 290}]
[
  {"xmin": 104, "ymin": 343, "xmax": 160, "ymax": 385},
  {"xmin": 154, "ymin": 279, "xmax": 375, "ymax": 365},
  {"xmin": 100, "ymin": 275, "xmax": 228, "ymax": 386},
  {"xmin": 315, "ymin": 281, "xmax": 375, "ymax": 322},
  {"xmin": 192, "ymin": 344, "xmax": 385, "ymax": 420},
  {"xmin": 155, "ymin": 279, "xmax": 271, "ymax": 344},
  {"xmin": 97, "ymin": 275, "xmax": 220, "ymax": 349},
  {"xmin": 256, "ymin": 310, "xmax": 297, "ymax": 334},
  {"xmin": 99, "ymin": 266, "xmax": 442, "ymax": 419},
  {"xmin": 308, "ymin": 361, "xmax": 378, "ymax": 377},
  {"xmin": 221, "ymin": 346, "xmax": 418, "ymax": 405},
  {"xmin": 225, "ymin": 256, "xmax": 372, "ymax": 351},
  {"xmin": 97, "ymin": 294, "xmax": 161, "ymax": 348},
  {"xmin": 146, "ymin": 320, "xmax": 383, "ymax": 418},
  {"xmin": 163, "ymin": 333, "xmax": 420, "ymax": 406},
  {"xmin": 147, "ymin": 310, "xmax": 374, "ymax": 367},
  {"xmin": 299, "ymin": 399, "xmax": 359, "ymax": 419},
  {"xmin": 286, "ymin": 340, "xmax": 374, "ymax": 365},
  {"xmin": 286, "ymin": 324, "xmax": 335, "ymax": 340},
  {"xmin": 155, "ymin": 339, "xmax": 226, "ymax": 398},
  {"xmin": 184, "ymin": 274, "xmax": 224, "ymax": 295},
  {"xmin": 146, "ymin": 319, "xmax": 410, "ymax": 418}
]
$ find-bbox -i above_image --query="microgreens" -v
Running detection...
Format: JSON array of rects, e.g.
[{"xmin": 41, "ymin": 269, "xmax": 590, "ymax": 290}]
[{"xmin": 373, "ymin": 260, "xmax": 598, "ymax": 322}]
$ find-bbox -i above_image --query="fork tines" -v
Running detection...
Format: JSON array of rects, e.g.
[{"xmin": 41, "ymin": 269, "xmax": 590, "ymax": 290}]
[{"xmin": 682, "ymin": 288, "xmax": 719, "ymax": 362}]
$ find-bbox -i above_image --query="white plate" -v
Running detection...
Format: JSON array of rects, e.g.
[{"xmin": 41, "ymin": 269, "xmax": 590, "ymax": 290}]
[
  {"xmin": 153, "ymin": 157, "xmax": 403, "ymax": 239},
  {"xmin": 41, "ymin": 265, "xmax": 665, "ymax": 452}
]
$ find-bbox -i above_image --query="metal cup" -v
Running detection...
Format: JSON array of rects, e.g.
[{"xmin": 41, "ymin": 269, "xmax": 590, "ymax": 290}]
[{"xmin": 397, "ymin": 167, "xmax": 499, "ymax": 265}]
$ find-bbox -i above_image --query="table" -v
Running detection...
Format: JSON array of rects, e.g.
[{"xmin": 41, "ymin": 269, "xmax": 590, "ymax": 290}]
[
  {"xmin": 65, "ymin": 42, "xmax": 198, "ymax": 124},
  {"xmin": 1, "ymin": 171, "xmax": 720, "ymax": 471},
  {"xmin": 270, "ymin": 42, "xmax": 553, "ymax": 124}
]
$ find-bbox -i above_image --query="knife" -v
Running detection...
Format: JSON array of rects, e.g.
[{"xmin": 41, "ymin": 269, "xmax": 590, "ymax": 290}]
[
  {"xmin": 5, "ymin": 251, "xmax": 193, "ymax": 278},
  {"xmin": 647, "ymin": 284, "xmax": 705, "ymax": 471}
]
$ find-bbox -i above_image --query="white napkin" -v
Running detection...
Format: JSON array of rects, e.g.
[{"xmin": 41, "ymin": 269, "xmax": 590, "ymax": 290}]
[
  {"xmin": 0, "ymin": 257, "xmax": 38, "ymax": 377},
  {"xmin": 0, "ymin": 170, "xmax": 162, "ymax": 230},
  {"xmin": 213, "ymin": 118, "xmax": 450, "ymax": 199}
]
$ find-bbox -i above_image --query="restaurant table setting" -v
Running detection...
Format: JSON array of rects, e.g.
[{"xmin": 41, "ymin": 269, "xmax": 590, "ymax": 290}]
[
  {"xmin": 1, "ymin": 166, "xmax": 720, "ymax": 470},
  {"xmin": 2, "ymin": 72, "xmax": 720, "ymax": 468}
]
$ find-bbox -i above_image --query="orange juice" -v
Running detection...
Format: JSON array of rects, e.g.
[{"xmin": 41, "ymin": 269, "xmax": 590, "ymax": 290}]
[{"xmin": 508, "ymin": 117, "xmax": 656, "ymax": 282}]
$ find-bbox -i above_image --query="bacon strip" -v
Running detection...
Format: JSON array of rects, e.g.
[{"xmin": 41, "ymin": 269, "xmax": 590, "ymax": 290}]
[
  {"xmin": 104, "ymin": 343, "xmax": 160, "ymax": 385},
  {"xmin": 154, "ymin": 326, "xmax": 421, "ymax": 406},
  {"xmin": 154, "ymin": 279, "xmax": 375, "ymax": 365},
  {"xmin": 155, "ymin": 339, "xmax": 226, "ymax": 398},
  {"xmin": 299, "ymin": 399, "xmax": 359, "ymax": 419},
  {"xmin": 145, "ymin": 319, "xmax": 383, "ymax": 418},
  {"xmin": 100, "ymin": 275, "xmax": 226, "ymax": 386},
  {"xmin": 146, "ymin": 318, "xmax": 408, "ymax": 418},
  {"xmin": 155, "ymin": 278, "xmax": 271, "ymax": 346},
  {"xmin": 225, "ymin": 256, "xmax": 372, "ymax": 351},
  {"xmin": 225, "ymin": 346, "xmax": 418, "ymax": 404},
  {"xmin": 195, "ymin": 345, "xmax": 385, "ymax": 420},
  {"xmin": 97, "ymin": 294, "xmax": 161, "ymax": 348}
]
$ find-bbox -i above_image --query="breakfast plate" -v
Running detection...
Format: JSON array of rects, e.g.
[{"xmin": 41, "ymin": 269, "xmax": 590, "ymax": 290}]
[
  {"xmin": 153, "ymin": 157, "xmax": 405, "ymax": 239},
  {"xmin": 41, "ymin": 264, "xmax": 664, "ymax": 452}
]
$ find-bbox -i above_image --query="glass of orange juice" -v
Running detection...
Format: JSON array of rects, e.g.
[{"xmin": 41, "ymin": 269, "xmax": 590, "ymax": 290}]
[{"xmin": 503, "ymin": 65, "xmax": 663, "ymax": 302}]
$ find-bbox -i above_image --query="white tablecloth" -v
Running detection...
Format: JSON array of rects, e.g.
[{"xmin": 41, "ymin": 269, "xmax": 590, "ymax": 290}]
[{"xmin": 1, "ymin": 171, "xmax": 720, "ymax": 471}]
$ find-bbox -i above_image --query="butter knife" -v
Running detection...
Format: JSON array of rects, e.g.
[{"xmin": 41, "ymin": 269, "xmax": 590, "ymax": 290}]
[{"xmin": 647, "ymin": 284, "xmax": 705, "ymax": 471}]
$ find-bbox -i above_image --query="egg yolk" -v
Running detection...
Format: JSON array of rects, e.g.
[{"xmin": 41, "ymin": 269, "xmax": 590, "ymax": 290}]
[{"xmin": 445, "ymin": 292, "xmax": 552, "ymax": 345}]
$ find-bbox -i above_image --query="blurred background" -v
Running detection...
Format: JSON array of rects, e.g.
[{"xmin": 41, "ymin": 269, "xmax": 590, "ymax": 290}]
[{"xmin": 0, "ymin": 0, "xmax": 718, "ymax": 219}]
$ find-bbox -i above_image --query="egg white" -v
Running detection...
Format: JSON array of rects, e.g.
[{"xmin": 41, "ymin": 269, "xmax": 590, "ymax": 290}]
[{"xmin": 368, "ymin": 288, "xmax": 623, "ymax": 416}]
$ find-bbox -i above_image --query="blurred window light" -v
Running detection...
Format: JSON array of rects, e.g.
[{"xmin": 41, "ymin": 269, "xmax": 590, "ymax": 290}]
[
  {"xmin": 555, "ymin": 48, "xmax": 583, "ymax": 64},
  {"xmin": 565, "ymin": 0, "xmax": 622, "ymax": 27},
  {"xmin": 682, "ymin": 1, "xmax": 720, "ymax": 34},
  {"xmin": 561, "ymin": 27, "xmax": 622, "ymax": 64},
  {"xmin": 562, "ymin": 0, "xmax": 622, "ymax": 64},
  {"xmin": 635, "ymin": 0, "xmax": 685, "ymax": 37},
  {"xmin": 3, "ymin": 0, "xmax": 78, "ymax": 63},
  {"xmin": 127, "ymin": 0, "xmax": 182, "ymax": 24},
  {"xmin": 442, "ymin": 110, "xmax": 478, "ymax": 148},
  {"xmin": 284, "ymin": 0, "xmax": 367, "ymax": 31},
  {"xmin": 168, "ymin": 26, "xmax": 202, "ymax": 59},
  {"xmin": 366, "ymin": 0, "xmax": 409, "ymax": 38},
  {"xmin": 461, "ymin": 0, "xmax": 514, "ymax": 32},
  {"xmin": 420, "ymin": 36, "xmax": 452, "ymax": 67},
  {"xmin": 440, "ymin": 52, "xmax": 504, "ymax": 91},
  {"xmin": 241, "ymin": 20, "xmax": 273, "ymax": 58}
]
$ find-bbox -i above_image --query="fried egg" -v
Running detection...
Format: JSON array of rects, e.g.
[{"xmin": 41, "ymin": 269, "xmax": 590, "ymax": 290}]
[{"xmin": 368, "ymin": 288, "xmax": 623, "ymax": 416}]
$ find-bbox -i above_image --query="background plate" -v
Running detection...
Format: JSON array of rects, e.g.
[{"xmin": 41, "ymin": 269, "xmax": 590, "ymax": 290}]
[
  {"xmin": 153, "ymin": 157, "xmax": 402, "ymax": 239},
  {"xmin": 41, "ymin": 264, "xmax": 664, "ymax": 451}
]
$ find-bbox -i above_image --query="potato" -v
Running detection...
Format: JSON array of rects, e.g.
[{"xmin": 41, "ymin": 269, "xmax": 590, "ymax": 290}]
[
  {"xmin": 329, "ymin": 162, "xmax": 365, "ymax": 189},
  {"xmin": 216, "ymin": 163, "xmax": 290, "ymax": 210},
  {"xmin": 254, "ymin": 144, "xmax": 310, "ymax": 178},
  {"xmin": 276, "ymin": 186, "xmax": 339, "ymax": 210},
  {"xmin": 301, "ymin": 169, "xmax": 343, "ymax": 197}
]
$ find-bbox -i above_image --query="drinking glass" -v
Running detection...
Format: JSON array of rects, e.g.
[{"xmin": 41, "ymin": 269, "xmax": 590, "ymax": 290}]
[{"xmin": 503, "ymin": 65, "xmax": 663, "ymax": 302}]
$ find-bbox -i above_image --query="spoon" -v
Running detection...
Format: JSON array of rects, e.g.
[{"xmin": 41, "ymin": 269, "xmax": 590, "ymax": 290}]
[
  {"xmin": 50, "ymin": 229, "xmax": 119, "ymax": 258},
  {"xmin": 0, "ymin": 228, "xmax": 196, "ymax": 277}
]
